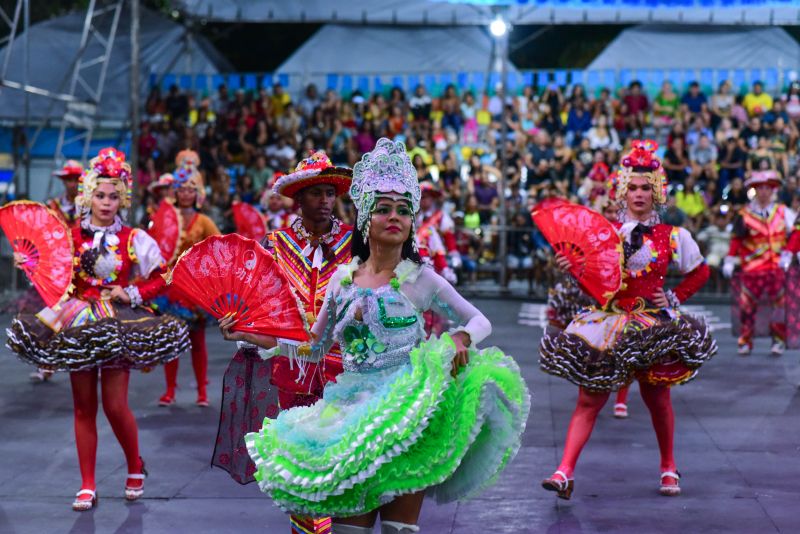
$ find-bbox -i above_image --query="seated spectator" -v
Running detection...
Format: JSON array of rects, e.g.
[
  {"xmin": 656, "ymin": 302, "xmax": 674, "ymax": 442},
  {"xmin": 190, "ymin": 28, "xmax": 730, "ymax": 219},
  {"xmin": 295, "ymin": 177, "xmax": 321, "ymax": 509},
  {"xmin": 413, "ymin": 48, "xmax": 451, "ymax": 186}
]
[
  {"xmin": 762, "ymin": 100, "xmax": 789, "ymax": 126},
  {"xmin": 463, "ymin": 195, "xmax": 482, "ymax": 231},
  {"xmin": 265, "ymin": 135, "xmax": 296, "ymax": 171},
  {"xmin": 505, "ymin": 212, "xmax": 535, "ymax": 293},
  {"xmin": 565, "ymin": 97, "xmax": 592, "ymax": 146},
  {"xmin": 703, "ymin": 179, "xmax": 722, "ymax": 209},
  {"xmin": 471, "ymin": 172, "xmax": 499, "ymax": 224},
  {"xmin": 410, "ymin": 84, "xmax": 432, "ymax": 122},
  {"xmin": 460, "ymin": 91, "xmax": 479, "ymax": 144},
  {"xmin": 663, "ymin": 137, "xmax": 690, "ymax": 186},
  {"xmin": 441, "ymin": 84, "xmax": 462, "ymax": 133},
  {"xmin": 526, "ymin": 130, "xmax": 556, "ymax": 191},
  {"xmin": 741, "ymin": 116, "xmax": 764, "ymax": 150},
  {"xmin": 662, "ymin": 191, "xmax": 687, "ymax": 228},
  {"xmin": 710, "ymin": 80, "xmax": 735, "ymax": 126},
  {"xmin": 586, "ymin": 114, "xmax": 621, "ymax": 152},
  {"xmin": 783, "ymin": 81, "xmax": 800, "ymax": 122},
  {"xmin": 779, "ymin": 174, "xmax": 799, "ymax": 205},
  {"xmin": 680, "ymin": 81, "xmax": 708, "ymax": 116},
  {"xmin": 165, "ymin": 84, "xmax": 189, "ymax": 122},
  {"xmin": 270, "ymin": 83, "xmax": 292, "ymax": 117},
  {"xmin": 747, "ymin": 135, "xmax": 777, "ymax": 173},
  {"xmin": 246, "ymin": 153, "xmax": 273, "ymax": 196},
  {"xmin": 298, "ymin": 84, "xmax": 320, "ymax": 119},
  {"xmin": 743, "ymin": 80, "xmax": 773, "ymax": 117},
  {"xmin": 718, "ymin": 136, "xmax": 747, "ymax": 188},
  {"xmin": 237, "ymin": 173, "xmax": 257, "ymax": 205},
  {"xmin": 622, "ymin": 80, "xmax": 649, "ymax": 134},
  {"xmin": 685, "ymin": 116, "xmax": 713, "ymax": 147},
  {"xmin": 689, "ymin": 134, "xmax": 718, "ymax": 181},
  {"xmin": 714, "ymin": 117, "xmax": 739, "ymax": 146},
  {"xmin": 452, "ymin": 211, "xmax": 481, "ymax": 284},
  {"xmin": 722, "ymin": 176, "xmax": 750, "ymax": 208},
  {"xmin": 653, "ymin": 81, "xmax": 680, "ymax": 131},
  {"xmin": 696, "ymin": 210, "xmax": 731, "ymax": 293},
  {"xmin": 675, "ymin": 175, "xmax": 707, "ymax": 227}
]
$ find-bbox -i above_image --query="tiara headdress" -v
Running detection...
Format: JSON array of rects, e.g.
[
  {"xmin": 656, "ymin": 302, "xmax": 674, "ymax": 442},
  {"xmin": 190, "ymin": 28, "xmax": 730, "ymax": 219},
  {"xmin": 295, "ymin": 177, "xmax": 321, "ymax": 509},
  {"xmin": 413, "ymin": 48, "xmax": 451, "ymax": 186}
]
[
  {"xmin": 350, "ymin": 138, "xmax": 420, "ymax": 235},
  {"xmin": 615, "ymin": 139, "xmax": 668, "ymax": 205}
]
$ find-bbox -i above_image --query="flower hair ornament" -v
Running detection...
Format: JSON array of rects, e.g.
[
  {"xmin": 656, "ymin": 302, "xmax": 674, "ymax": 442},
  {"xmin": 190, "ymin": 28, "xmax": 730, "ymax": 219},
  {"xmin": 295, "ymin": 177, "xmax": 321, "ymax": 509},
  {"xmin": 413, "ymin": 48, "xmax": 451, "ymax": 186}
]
[
  {"xmin": 75, "ymin": 147, "xmax": 132, "ymax": 215},
  {"xmin": 350, "ymin": 138, "xmax": 421, "ymax": 244},
  {"xmin": 615, "ymin": 139, "xmax": 668, "ymax": 206},
  {"xmin": 173, "ymin": 164, "xmax": 207, "ymax": 209}
]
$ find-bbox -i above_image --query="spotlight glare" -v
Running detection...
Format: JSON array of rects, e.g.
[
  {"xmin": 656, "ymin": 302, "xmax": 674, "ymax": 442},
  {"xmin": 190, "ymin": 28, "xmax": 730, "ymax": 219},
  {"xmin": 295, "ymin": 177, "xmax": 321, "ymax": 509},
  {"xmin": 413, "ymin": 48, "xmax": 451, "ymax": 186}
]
[{"xmin": 489, "ymin": 17, "xmax": 507, "ymax": 38}]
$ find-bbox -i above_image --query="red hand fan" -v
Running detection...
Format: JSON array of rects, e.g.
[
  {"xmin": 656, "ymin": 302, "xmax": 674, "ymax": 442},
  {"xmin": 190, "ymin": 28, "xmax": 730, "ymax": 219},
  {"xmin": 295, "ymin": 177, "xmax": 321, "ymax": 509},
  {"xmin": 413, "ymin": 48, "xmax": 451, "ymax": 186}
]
[
  {"xmin": 232, "ymin": 201, "xmax": 268, "ymax": 242},
  {"xmin": 531, "ymin": 200, "xmax": 623, "ymax": 307},
  {"xmin": 0, "ymin": 201, "xmax": 74, "ymax": 307},
  {"xmin": 147, "ymin": 200, "xmax": 182, "ymax": 264},
  {"xmin": 168, "ymin": 234, "xmax": 308, "ymax": 341}
]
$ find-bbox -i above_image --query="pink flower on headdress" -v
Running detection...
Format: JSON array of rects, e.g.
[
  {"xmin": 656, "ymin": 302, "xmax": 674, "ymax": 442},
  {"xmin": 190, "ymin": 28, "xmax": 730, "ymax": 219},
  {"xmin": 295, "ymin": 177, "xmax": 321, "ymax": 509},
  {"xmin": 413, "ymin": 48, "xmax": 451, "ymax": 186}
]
[
  {"xmin": 296, "ymin": 151, "xmax": 333, "ymax": 173},
  {"xmin": 622, "ymin": 139, "xmax": 661, "ymax": 170}
]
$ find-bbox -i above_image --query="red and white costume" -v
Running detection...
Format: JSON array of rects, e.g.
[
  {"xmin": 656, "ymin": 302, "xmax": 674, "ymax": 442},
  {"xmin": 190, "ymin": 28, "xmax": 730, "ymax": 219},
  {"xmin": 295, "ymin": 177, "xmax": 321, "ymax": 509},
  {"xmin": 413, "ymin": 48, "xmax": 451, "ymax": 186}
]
[
  {"xmin": 6, "ymin": 148, "xmax": 188, "ymax": 511},
  {"xmin": 724, "ymin": 170, "xmax": 798, "ymax": 352},
  {"xmin": 539, "ymin": 140, "xmax": 717, "ymax": 500}
]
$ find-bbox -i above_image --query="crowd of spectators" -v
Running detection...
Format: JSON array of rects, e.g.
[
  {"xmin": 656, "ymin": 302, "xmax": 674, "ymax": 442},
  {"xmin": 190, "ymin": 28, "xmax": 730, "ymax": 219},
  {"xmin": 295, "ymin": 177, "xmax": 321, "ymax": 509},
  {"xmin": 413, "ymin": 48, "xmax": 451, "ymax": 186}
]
[{"xmin": 139, "ymin": 76, "xmax": 800, "ymax": 293}]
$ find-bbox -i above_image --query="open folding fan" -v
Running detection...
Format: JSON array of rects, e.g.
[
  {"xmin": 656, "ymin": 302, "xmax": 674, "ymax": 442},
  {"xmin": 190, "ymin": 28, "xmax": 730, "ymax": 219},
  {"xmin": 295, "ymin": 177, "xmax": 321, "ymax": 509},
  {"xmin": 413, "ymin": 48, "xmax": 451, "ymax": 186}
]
[
  {"xmin": 232, "ymin": 201, "xmax": 268, "ymax": 242},
  {"xmin": 147, "ymin": 200, "xmax": 182, "ymax": 264},
  {"xmin": 531, "ymin": 200, "xmax": 623, "ymax": 307},
  {"xmin": 168, "ymin": 234, "xmax": 308, "ymax": 340},
  {"xmin": 0, "ymin": 201, "xmax": 73, "ymax": 307}
]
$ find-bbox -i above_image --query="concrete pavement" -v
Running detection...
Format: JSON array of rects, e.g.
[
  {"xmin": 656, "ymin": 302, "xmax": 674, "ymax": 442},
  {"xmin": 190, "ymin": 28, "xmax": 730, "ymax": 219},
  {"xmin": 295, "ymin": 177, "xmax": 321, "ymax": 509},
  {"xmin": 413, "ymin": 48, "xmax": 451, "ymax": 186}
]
[{"xmin": 0, "ymin": 301, "xmax": 798, "ymax": 533}]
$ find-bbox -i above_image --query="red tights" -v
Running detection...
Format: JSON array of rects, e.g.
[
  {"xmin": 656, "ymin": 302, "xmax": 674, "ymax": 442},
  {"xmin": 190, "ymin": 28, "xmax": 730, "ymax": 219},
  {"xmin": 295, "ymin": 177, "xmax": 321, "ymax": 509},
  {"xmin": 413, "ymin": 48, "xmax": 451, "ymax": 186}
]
[
  {"xmin": 163, "ymin": 327, "xmax": 208, "ymax": 398},
  {"xmin": 556, "ymin": 381, "xmax": 675, "ymax": 478},
  {"xmin": 70, "ymin": 368, "xmax": 142, "ymax": 490}
]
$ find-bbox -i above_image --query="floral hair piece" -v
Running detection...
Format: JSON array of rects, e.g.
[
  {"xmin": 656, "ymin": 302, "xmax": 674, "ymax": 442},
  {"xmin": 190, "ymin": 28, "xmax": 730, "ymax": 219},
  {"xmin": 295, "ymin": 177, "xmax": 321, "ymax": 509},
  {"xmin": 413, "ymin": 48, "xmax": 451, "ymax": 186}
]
[
  {"xmin": 173, "ymin": 164, "xmax": 207, "ymax": 208},
  {"xmin": 350, "ymin": 138, "xmax": 421, "ymax": 237},
  {"xmin": 615, "ymin": 139, "xmax": 668, "ymax": 205},
  {"xmin": 76, "ymin": 147, "xmax": 132, "ymax": 214}
]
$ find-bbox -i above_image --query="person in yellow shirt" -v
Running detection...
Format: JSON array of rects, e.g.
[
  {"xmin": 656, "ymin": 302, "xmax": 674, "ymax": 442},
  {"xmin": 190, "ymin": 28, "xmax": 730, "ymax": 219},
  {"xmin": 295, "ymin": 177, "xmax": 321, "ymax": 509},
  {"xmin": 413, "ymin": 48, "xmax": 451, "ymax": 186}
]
[
  {"xmin": 743, "ymin": 81, "xmax": 773, "ymax": 117},
  {"xmin": 675, "ymin": 175, "xmax": 707, "ymax": 232},
  {"xmin": 270, "ymin": 83, "xmax": 291, "ymax": 117}
]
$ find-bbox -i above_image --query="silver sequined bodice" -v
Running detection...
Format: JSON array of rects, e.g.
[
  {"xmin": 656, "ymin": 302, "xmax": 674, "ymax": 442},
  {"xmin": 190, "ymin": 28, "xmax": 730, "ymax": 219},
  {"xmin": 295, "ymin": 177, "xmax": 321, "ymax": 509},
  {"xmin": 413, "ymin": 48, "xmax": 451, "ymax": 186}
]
[{"xmin": 331, "ymin": 283, "xmax": 424, "ymax": 373}]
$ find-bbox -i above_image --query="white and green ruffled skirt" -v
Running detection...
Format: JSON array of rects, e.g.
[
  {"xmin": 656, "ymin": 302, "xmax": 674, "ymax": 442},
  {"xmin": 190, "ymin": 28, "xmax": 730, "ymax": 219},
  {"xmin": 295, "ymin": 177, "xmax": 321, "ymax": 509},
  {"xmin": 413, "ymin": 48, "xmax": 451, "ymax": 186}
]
[{"xmin": 245, "ymin": 334, "xmax": 530, "ymax": 517}]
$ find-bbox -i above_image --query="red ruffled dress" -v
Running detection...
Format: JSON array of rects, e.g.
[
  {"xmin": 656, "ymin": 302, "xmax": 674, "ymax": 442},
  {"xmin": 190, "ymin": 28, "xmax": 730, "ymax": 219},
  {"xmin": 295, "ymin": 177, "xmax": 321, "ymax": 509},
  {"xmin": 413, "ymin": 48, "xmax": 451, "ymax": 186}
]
[{"xmin": 540, "ymin": 221, "xmax": 717, "ymax": 390}]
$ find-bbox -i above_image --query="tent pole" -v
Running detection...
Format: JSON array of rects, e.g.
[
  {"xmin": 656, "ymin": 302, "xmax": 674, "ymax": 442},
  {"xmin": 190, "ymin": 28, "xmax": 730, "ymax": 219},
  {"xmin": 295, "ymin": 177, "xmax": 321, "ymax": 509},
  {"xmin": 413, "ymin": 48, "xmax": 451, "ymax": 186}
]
[
  {"xmin": 129, "ymin": 0, "xmax": 140, "ymax": 224},
  {"xmin": 22, "ymin": 0, "xmax": 29, "ymax": 200}
]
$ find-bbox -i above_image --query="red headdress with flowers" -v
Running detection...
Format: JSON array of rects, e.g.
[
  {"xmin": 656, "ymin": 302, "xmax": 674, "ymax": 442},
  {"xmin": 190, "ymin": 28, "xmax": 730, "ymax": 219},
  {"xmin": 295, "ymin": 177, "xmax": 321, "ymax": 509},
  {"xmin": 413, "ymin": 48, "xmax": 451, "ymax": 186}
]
[
  {"xmin": 76, "ymin": 147, "xmax": 133, "ymax": 214},
  {"xmin": 615, "ymin": 139, "xmax": 668, "ymax": 205}
]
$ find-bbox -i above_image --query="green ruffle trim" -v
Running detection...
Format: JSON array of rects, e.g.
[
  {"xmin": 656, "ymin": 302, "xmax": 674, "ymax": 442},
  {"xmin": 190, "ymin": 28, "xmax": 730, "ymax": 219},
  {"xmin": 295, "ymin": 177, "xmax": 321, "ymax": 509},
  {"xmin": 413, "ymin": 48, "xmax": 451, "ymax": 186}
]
[{"xmin": 245, "ymin": 334, "xmax": 530, "ymax": 517}]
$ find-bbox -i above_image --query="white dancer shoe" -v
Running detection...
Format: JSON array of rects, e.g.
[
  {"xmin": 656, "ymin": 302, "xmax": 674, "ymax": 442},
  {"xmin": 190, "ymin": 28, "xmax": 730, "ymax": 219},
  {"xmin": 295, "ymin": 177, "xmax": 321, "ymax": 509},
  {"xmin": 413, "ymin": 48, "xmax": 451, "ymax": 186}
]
[{"xmin": 770, "ymin": 341, "xmax": 785, "ymax": 356}]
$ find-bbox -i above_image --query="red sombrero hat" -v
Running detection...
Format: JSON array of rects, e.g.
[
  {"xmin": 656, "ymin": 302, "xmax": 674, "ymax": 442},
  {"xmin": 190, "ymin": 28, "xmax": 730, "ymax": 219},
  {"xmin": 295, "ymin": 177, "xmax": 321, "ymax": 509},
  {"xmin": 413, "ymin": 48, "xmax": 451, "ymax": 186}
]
[
  {"xmin": 745, "ymin": 169, "xmax": 782, "ymax": 188},
  {"xmin": 53, "ymin": 160, "xmax": 83, "ymax": 178},
  {"xmin": 273, "ymin": 151, "xmax": 352, "ymax": 198}
]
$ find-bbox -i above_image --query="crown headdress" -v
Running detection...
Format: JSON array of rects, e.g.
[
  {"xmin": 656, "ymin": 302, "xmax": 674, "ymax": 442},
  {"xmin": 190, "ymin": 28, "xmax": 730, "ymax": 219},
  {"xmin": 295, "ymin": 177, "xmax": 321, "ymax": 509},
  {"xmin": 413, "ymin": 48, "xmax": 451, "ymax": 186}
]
[{"xmin": 350, "ymin": 138, "xmax": 420, "ymax": 234}]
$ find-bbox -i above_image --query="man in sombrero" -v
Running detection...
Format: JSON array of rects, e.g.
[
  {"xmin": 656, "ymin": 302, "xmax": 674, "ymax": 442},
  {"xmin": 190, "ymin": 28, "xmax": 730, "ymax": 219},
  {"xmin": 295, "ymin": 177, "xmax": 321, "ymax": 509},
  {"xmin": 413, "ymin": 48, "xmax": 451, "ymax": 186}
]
[{"xmin": 213, "ymin": 151, "xmax": 353, "ymax": 534}]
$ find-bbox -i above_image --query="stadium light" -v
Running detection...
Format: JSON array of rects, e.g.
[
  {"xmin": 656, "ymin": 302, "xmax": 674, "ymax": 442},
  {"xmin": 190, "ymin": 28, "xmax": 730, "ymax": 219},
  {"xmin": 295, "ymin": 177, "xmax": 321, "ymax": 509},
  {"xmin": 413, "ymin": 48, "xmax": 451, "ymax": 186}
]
[{"xmin": 489, "ymin": 16, "xmax": 508, "ymax": 38}]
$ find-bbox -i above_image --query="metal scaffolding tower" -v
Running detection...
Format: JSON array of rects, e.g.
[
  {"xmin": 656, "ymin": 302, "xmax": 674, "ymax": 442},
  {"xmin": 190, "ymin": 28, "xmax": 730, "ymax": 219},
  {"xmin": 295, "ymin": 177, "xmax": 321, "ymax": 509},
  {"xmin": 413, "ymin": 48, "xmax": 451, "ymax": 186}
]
[{"xmin": 0, "ymin": 0, "xmax": 124, "ymax": 199}]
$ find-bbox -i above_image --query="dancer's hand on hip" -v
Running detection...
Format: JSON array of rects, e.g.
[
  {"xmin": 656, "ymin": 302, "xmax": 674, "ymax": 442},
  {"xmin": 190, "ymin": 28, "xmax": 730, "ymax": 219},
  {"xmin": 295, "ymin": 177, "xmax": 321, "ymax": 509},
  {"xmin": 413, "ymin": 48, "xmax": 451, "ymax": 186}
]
[{"xmin": 450, "ymin": 331, "xmax": 471, "ymax": 377}]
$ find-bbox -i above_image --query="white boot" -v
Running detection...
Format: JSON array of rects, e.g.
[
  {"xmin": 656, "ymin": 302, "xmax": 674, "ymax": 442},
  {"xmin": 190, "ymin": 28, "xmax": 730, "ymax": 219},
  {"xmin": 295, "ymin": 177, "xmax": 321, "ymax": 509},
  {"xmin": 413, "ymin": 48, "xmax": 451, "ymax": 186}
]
[
  {"xmin": 770, "ymin": 340, "xmax": 785, "ymax": 356},
  {"xmin": 381, "ymin": 521, "xmax": 420, "ymax": 534}
]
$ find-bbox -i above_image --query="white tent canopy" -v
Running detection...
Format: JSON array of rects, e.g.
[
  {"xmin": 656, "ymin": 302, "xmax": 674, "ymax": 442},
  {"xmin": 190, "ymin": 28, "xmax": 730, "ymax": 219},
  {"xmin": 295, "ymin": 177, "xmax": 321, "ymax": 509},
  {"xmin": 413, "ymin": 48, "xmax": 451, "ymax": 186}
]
[
  {"xmin": 587, "ymin": 25, "xmax": 800, "ymax": 72},
  {"xmin": 277, "ymin": 24, "xmax": 518, "ymax": 93},
  {"xmin": 178, "ymin": 0, "xmax": 800, "ymax": 26},
  {"xmin": 0, "ymin": 7, "xmax": 230, "ymax": 122}
]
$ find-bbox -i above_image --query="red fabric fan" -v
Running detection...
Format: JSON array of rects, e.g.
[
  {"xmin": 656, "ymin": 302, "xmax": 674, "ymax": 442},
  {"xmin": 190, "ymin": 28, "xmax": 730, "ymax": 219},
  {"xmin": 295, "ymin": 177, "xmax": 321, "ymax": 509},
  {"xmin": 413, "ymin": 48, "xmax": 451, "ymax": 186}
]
[
  {"xmin": 0, "ymin": 201, "xmax": 73, "ymax": 307},
  {"xmin": 531, "ymin": 200, "xmax": 623, "ymax": 307},
  {"xmin": 147, "ymin": 200, "xmax": 182, "ymax": 264},
  {"xmin": 168, "ymin": 234, "xmax": 308, "ymax": 341},
  {"xmin": 232, "ymin": 201, "xmax": 268, "ymax": 242}
]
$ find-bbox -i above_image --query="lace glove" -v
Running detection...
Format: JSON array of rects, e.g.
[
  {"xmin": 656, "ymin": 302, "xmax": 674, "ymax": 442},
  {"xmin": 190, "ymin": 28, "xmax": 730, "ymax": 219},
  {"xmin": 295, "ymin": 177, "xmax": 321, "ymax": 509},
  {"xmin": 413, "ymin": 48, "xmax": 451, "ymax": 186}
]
[{"xmin": 722, "ymin": 257, "xmax": 737, "ymax": 279}]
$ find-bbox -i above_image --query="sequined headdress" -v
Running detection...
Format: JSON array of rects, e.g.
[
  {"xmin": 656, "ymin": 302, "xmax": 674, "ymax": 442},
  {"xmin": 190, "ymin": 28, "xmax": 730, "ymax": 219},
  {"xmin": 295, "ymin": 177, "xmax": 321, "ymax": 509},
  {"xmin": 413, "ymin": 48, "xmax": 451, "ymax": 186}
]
[
  {"xmin": 350, "ymin": 138, "xmax": 421, "ymax": 237},
  {"xmin": 615, "ymin": 140, "xmax": 668, "ymax": 205},
  {"xmin": 75, "ymin": 147, "xmax": 132, "ymax": 214}
]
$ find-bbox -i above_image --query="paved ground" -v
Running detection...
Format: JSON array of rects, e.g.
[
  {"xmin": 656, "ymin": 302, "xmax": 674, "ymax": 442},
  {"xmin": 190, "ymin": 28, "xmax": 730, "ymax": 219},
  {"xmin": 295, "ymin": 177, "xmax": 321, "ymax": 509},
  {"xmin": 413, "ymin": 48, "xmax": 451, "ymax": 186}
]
[{"xmin": 0, "ymin": 301, "xmax": 798, "ymax": 534}]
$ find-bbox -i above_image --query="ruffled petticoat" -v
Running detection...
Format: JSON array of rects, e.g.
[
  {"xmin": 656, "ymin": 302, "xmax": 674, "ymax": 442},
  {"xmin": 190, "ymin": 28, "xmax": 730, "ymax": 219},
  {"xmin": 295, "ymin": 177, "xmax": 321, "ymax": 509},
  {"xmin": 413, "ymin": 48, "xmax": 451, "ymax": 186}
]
[
  {"xmin": 6, "ymin": 297, "xmax": 189, "ymax": 372},
  {"xmin": 540, "ymin": 300, "xmax": 717, "ymax": 391},
  {"xmin": 245, "ymin": 334, "xmax": 530, "ymax": 517},
  {"xmin": 546, "ymin": 275, "xmax": 593, "ymax": 331}
]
